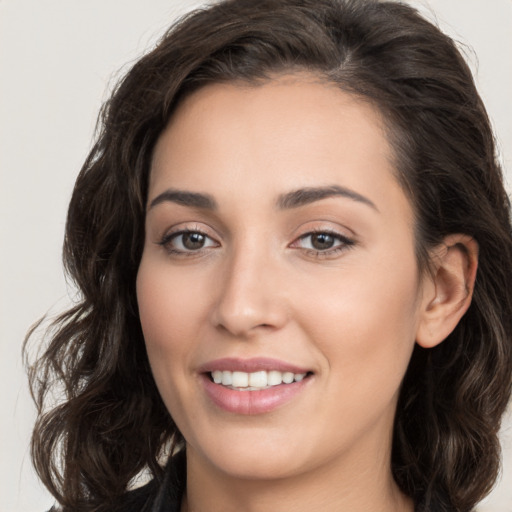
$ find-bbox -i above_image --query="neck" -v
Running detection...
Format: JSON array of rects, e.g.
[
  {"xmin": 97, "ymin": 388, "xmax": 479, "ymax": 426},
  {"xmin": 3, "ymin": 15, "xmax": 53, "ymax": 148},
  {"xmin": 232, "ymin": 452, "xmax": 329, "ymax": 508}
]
[{"xmin": 181, "ymin": 436, "xmax": 414, "ymax": 512}]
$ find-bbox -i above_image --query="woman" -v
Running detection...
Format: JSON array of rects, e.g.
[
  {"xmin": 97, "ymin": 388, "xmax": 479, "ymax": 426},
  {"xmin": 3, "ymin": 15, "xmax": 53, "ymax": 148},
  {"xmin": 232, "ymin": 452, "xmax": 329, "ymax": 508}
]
[{"xmin": 25, "ymin": 0, "xmax": 512, "ymax": 511}]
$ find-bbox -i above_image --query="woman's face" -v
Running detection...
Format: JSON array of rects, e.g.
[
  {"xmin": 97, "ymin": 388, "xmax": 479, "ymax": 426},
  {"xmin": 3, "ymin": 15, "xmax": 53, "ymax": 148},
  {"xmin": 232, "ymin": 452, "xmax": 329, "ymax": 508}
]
[{"xmin": 137, "ymin": 75, "xmax": 430, "ymax": 481}]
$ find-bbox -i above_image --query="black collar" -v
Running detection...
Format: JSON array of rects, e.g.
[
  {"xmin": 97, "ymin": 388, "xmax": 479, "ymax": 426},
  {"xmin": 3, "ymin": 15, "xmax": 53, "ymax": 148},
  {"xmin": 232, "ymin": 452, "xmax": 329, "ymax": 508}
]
[
  {"xmin": 119, "ymin": 450, "xmax": 186, "ymax": 512},
  {"xmin": 149, "ymin": 450, "xmax": 186, "ymax": 512}
]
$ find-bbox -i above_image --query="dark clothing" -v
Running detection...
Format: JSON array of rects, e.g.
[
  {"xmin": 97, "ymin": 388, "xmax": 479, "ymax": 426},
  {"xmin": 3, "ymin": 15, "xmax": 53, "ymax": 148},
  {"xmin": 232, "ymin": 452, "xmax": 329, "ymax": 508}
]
[{"xmin": 120, "ymin": 451, "xmax": 186, "ymax": 512}]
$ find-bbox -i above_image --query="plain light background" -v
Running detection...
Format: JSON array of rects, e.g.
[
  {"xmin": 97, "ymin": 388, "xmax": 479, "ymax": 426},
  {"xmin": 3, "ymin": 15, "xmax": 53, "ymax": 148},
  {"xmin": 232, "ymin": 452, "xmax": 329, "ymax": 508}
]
[{"xmin": 1, "ymin": 1, "xmax": 511, "ymax": 511}]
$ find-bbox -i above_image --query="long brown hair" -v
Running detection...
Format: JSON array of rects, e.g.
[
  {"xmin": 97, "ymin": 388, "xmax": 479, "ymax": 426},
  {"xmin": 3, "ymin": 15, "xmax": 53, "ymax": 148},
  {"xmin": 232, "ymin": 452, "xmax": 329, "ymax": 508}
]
[{"xmin": 25, "ymin": 1, "xmax": 512, "ymax": 511}]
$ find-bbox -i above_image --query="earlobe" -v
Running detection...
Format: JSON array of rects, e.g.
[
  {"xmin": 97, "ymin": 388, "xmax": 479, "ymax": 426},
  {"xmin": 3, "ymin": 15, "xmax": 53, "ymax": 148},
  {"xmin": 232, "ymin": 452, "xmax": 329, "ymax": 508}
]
[{"xmin": 416, "ymin": 234, "xmax": 478, "ymax": 349}]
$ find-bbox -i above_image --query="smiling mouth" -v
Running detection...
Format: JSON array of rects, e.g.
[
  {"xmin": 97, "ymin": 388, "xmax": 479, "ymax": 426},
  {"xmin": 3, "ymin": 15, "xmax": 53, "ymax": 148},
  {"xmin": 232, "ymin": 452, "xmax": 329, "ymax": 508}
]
[{"xmin": 208, "ymin": 370, "xmax": 313, "ymax": 390}]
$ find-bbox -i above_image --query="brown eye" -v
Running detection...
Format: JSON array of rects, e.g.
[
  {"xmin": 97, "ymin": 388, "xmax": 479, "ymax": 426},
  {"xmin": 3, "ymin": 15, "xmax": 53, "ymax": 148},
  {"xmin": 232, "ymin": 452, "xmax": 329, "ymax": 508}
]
[
  {"xmin": 293, "ymin": 230, "xmax": 355, "ymax": 256},
  {"xmin": 160, "ymin": 230, "xmax": 218, "ymax": 254},
  {"xmin": 182, "ymin": 232, "xmax": 206, "ymax": 250},
  {"xmin": 310, "ymin": 233, "xmax": 335, "ymax": 250}
]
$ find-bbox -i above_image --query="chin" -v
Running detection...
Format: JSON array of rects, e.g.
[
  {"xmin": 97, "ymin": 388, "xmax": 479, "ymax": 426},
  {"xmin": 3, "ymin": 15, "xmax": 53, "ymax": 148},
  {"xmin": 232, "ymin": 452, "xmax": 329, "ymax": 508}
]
[
  {"xmin": 187, "ymin": 429, "xmax": 312, "ymax": 481},
  {"xmin": 212, "ymin": 453, "xmax": 306, "ymax": 481}
]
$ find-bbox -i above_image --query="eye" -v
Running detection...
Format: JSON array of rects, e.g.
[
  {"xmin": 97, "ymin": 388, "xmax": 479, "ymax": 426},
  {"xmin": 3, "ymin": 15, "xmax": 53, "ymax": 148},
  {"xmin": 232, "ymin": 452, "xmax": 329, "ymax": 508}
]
[
  {"xmin": 159, "ymin": 230, "xmax": 219, "ymax": 254},
  {"xmin": 292, "ymin": 230, "xmax": 355, "ymax": 256},
  {"xmin": 301, "ymin": 232, "xmax": 338, "ymax": 251}
]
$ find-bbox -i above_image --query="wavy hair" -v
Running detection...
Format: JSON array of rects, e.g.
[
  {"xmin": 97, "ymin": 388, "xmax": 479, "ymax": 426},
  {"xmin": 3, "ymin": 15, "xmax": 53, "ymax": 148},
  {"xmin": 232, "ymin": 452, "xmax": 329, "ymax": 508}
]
[{"xmin": 26, "ymin": 1, "xmax": 512, "ymax": 511}]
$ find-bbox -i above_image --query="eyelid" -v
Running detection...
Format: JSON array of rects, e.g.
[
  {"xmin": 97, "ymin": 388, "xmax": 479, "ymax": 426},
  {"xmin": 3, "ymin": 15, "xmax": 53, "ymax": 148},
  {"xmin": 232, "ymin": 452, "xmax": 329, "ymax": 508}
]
[
  {"xmin": 292, "ymin": 229, "xmax": 354, "ymax": 246},
  {"xmin": 158, "ymin": 221, "xmax": 220, "ymax": 242},
  {"xmin": 156, "ymin": 223, "xmax": 221, "ymax": 256},
  {"xmin": 154, "ymin": 221, "xmax": 355, "ymax": 258},
  {"xmin": 289, "ymin": 226, "xmax": 356, "ymax": 258}
]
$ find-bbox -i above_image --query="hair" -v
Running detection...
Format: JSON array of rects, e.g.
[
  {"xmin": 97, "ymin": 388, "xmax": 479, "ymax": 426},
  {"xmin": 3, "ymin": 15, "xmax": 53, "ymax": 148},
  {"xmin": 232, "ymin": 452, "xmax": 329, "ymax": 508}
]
[{"xmin": 25, "ymin": 1, "xmax": 512, "ymax": 511}]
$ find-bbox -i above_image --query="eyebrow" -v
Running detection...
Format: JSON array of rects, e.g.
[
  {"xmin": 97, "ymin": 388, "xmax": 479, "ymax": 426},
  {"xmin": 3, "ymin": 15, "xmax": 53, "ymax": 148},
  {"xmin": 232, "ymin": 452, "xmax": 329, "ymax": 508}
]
[
  {"xmin": 148, "ymin": 189, "xmax": 218, "ymax": 211},
  {"xmin": 276, "ymin": 185, "xmax": 378, "ymax": 211},
  {"xmin": 148, "ymin": 184, "xmax": 377, "ymax": 212}
]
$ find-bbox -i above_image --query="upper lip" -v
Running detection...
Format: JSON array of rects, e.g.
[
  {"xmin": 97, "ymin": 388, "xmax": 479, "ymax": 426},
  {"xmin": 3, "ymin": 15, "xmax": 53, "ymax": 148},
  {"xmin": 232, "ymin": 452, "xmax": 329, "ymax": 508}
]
[{"xmin": 197, "ymin": 357, "xmax": 311, "ymax": 374}]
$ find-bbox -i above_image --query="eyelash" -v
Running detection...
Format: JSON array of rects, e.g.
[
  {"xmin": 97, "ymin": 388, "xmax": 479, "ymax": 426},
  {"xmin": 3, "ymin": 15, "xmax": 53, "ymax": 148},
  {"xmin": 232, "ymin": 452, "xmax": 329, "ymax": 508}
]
[
  {"xmin": 157, "ymin": 228, "xmax": 218, "ymax": 257},
  {"xmin": 157, "ymin": 228, "xmax": 355, "ymax": 258},
  {"xmin": 293, "ymin": 229, "xmax": 355, "ymax": 258}
]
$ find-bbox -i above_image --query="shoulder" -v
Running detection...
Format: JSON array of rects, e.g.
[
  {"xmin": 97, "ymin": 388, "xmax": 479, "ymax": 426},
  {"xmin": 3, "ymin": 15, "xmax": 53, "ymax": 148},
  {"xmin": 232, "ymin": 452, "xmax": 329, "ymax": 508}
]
[
  {"xmin": 46, "ymin": 451, "xmax": 186, "ymax": 512},
  {"xmin": 119, "ymin": 451, "xmax": 186, "ymax": 512},
  {"xmin": 45, "ymin": 480, "xmax": 158, "ymax": 512},
  {"xmin": 118, "ymin": 478, "xmax": 161, "ymax": 512}
]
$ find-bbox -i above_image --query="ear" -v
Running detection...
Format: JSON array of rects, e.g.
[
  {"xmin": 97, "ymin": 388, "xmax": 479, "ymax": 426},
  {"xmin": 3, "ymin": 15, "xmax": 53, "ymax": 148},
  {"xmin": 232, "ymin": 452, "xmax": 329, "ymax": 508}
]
[{"xmin": 416, "ymin": 234, "xmax": 478, "ymax": 349}]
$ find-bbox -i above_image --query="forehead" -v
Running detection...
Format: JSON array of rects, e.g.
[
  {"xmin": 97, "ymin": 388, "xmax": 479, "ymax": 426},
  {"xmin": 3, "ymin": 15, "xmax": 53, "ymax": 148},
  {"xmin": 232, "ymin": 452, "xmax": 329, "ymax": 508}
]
[{"xmin": 149, "ymin": 74, "xmax": 408, "ymax": 219}]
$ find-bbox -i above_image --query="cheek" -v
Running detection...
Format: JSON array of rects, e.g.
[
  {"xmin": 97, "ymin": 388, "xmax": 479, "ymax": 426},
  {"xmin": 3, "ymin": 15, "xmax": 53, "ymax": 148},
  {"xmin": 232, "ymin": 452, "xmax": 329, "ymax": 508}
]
[
  {"xmin": 136, "ymin": 256, "xmax": 208, "ymax": 387},
  {"xmin": 294, "ymin": 252, "xmax": 421, "ymax": 396}
]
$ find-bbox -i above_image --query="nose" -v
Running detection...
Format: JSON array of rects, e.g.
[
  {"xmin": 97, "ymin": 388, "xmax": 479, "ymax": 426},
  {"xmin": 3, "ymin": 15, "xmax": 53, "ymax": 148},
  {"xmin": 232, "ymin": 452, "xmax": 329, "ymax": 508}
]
[{"xmin": 211, "ymin": 243, "xmax": 288, "ymax": 338}]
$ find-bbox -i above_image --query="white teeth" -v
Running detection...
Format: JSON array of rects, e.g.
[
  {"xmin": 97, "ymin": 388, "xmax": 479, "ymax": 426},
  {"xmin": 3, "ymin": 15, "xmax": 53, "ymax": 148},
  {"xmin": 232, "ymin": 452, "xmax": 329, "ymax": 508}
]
[
  {"xmin": 210, "ymin": 370, "xmax": 308, "ymax": 389},
  {"xmin": 267, "ymin": 370, "xmax": 282, "ymax": 386},
  {"xmin": 248, "ymin": 370, "xmax": 267, "ymax": 387},
  {"xmin": 221, "ymin": 371, "xmax": 232, "ymax": 386},
  {"xmin": 282, "ymin": 372, "xmax": 294, "ymax": 384},
  {"xmin": 232, "ymin": 371, "xmax": 249, "ymax": 388}
]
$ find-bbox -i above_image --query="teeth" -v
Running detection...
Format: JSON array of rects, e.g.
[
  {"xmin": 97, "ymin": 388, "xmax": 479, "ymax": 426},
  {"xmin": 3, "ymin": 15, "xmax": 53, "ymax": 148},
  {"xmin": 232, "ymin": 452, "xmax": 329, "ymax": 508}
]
[
  {"xmin": 267, "ymin": 370, "xmax": 283, "ymax": 386},
  {"xmin": 282, "ymin": 372, "xmax": 294, "ymax": 384},
  {"xmin": 249, "ymin": 370, "xmax": 267, "ymax": 387},
  {"xmin": 221, "ymin": 371, "xmax": 232, "ymax": 386},
  {"xmin": 232, "ymin": 371, "xmax": 249, "ymax": 388},
  {"xmin": 210, "ymin": 370, "xmax": 308, "ymax": 389}
]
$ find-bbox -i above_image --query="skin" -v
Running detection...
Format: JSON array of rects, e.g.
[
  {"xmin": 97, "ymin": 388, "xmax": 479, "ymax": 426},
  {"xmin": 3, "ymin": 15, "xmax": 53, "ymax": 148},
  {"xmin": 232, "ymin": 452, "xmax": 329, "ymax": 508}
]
[{"xmin": 136, "ymin": 74, "xmax": 477, "ymax": 512}]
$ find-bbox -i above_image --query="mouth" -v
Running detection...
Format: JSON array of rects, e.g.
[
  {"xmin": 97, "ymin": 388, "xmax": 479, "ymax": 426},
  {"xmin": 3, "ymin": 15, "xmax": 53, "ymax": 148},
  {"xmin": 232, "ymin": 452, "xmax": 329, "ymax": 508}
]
[
  {"xmin": 198, "ymin": 358, "xmax": 314, "ymax": 414},
  {"xmin": 208, "ymin": 369, "xmax": 313, "ymax": 390}
]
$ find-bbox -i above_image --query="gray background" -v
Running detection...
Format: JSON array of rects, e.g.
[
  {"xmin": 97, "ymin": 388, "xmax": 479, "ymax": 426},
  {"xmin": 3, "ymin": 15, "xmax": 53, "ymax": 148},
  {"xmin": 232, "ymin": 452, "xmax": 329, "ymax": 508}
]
[{"xmin": 1, "ymin": 1, "xmax": 510, "ymax": 511}]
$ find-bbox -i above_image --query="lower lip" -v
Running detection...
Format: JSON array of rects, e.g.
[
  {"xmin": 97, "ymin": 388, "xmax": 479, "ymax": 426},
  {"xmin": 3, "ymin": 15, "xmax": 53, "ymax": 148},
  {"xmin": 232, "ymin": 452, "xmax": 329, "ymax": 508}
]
[{"xmin": 201, "ymin": 374, "xmax": 311, "ymax": 415}]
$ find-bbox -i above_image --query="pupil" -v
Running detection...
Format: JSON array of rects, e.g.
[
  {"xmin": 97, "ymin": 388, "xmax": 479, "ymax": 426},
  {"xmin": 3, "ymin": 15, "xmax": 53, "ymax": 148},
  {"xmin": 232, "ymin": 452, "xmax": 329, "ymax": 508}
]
[
  {"xmin": 183, "ymin": 232, "xmax": 205, "ymax": 250},
  {"xmin": 312, "ymin": 233, "xmax": 334, "ymax": 250}
]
